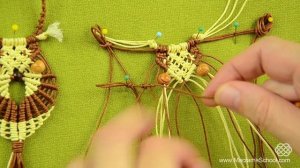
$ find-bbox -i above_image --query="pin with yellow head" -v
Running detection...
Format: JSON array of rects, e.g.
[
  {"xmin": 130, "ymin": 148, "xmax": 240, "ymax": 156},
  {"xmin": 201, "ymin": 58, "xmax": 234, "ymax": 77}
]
[{"xmin": 12, "ymin": 24, "xmax": 19, "ymax": 35}]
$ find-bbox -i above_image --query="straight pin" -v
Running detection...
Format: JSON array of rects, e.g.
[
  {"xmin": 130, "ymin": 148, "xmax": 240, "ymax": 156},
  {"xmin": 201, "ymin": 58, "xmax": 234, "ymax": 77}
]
[{"xmin": 233, "ymin": 21, "xmax": 239, "ymax": 44}]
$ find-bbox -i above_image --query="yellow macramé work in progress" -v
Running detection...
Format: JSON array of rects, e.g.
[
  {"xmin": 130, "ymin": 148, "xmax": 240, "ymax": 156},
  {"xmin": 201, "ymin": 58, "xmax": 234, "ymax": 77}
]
[{"xmin": 91, "ymin": 0, "xmax": 282, "ymax": 167}]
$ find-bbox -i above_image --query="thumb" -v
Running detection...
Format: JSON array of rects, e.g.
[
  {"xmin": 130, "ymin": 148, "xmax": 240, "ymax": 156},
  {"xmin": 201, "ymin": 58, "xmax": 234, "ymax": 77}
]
[{"xmin": 215, "ymin": 81, "xmax": 300, "ymax": 154}]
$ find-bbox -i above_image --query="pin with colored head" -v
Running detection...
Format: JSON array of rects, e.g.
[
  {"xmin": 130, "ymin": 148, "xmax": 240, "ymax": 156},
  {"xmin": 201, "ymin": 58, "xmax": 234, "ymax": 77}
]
[
  {"xmin": 155, "ymin": 32, "xmax": 162, "ymax": 39},
  {"xmin": 196, "ymin": 26, "xmax": 205, "ymax": 39},
  {"xmin": 12, "ymin": 24, "xmax": 19, "ymax": 35},
  {"xmin": 268, "ymin": 17, "xmax": 273, "ymax": 23},
  {"xmin": 124, "ymin": 74, "xmax": 130, "ymax": 82},
  {"xmin": 233, "ymin": 21, "xmax": 239, "ymax": 44},
  {"xmin": 101, "ymin": 28, "xmax": 108, "ymax": 35}
]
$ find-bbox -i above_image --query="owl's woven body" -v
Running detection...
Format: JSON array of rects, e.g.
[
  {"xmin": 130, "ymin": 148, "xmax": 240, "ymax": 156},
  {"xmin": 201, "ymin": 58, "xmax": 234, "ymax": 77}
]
[{"xmin": 0, "ymin": 37, "xmax": 57, "ymax": 142}]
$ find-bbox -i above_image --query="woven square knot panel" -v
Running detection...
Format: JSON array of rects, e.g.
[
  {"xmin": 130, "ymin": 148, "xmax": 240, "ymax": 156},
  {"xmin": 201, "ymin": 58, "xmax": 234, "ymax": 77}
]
[{"xmin": 156, "ymin": 42, "xmax": 200, "ymax": 83}]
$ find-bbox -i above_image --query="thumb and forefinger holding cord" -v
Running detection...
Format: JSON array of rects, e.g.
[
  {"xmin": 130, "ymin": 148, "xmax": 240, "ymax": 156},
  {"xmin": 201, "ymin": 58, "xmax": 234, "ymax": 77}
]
[{"xmin": 204, "ymin": 36, "xmax": 300, "ymax": 154}]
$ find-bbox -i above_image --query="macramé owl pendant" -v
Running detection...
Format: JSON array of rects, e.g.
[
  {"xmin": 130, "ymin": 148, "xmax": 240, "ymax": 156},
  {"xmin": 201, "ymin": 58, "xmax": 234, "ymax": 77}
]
[{"xmin": 0, "ymin": 0, "xmax": 63, "ymax": 167}]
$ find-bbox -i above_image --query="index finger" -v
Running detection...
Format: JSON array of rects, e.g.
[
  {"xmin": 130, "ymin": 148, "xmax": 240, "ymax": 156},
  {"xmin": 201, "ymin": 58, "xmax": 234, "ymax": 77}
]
[{"xmin": 204, "ymin": 36, "xmax": 300, "ymax": 105}]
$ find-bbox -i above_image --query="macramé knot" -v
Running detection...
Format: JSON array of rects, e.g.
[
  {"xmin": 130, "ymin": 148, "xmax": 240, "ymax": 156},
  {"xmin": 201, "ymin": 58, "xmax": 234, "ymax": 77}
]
[
  {"xmin": 26, "ymin": 35, "xmax": 38, "ymax": 44},
  {"xmin": 12, "ymin": 142, "xmax": 24, "ymax": 153},
  {"xmin": 255, "ymin": 13, "xmax": 273, "ymax": 37},
  {"xmin": 125, "ymin": 82, "xmax": 135, "ymax": 90},
  {"xmin": 100, "ymin": 42, "xmax": 112, "ymax": 48}
]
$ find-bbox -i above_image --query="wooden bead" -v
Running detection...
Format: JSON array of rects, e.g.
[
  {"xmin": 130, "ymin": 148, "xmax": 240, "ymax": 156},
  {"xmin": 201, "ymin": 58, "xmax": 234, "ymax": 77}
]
[
  {"xmin": 31, "ymin": 60, "xmax": 46, "ymax": 73},
  {"xmin": 196, "ymin": 63, "xmax": 209, "ymax": 76},
  {"xmin": 157, "ymin": 73, "xmax": 171, "ymax": 85}
]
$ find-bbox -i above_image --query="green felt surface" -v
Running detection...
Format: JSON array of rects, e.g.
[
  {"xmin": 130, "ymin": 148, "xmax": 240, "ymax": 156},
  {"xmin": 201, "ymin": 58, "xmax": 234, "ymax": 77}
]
[{"xmin": 0, "ymin": 0, "xmax": 300, "ymax": 167}]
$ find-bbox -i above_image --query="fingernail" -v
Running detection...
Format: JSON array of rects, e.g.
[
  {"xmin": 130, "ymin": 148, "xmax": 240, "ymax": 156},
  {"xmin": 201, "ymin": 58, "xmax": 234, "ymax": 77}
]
[{"xmin": 215, "ymin": 84, "xmax": 240, "ymax": 110}]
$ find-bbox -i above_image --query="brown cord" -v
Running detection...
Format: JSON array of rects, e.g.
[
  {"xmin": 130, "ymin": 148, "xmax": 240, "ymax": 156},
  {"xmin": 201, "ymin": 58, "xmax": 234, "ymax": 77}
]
[
  {"xmin": 10, "ymin": 141, "xmax": 25, "ymax": 168},
  {"xmin": 0, "ymin": 98, "xmax": 8, "ymax": 117},
  {"xmin": 226, "ymin": 108, "xmax": 264, "ymax": 168},
  {"xmin": 34, "ymin": 0, "xmax": 47, "ymax": 36},
  {"xmin": 184, "ymin": 84, "xmax": 212, "ymax": 167},
  {"xmin": 3, "ymin": 100, "xmax": 12, "ymax": 121},
  {"xmin": 25, "ymin": 98, "xmax": 33, "ymax": 121},
  {"xmin": 155, "ymin": 45, "xmax": 168, "ymax": 70},
  {"xmin": 97, "ymin": 82, "xmax": 214, "ymax": 100},
  {"xmin": 254, "ymin": 14, "xmax": 273, "ymax": 41},
  {"xmin": 188, "ymin": 39, "xmax": 203, "ymax": 66},
  {"xmin": 203, "ymin": 55, "xmax": 224, "ymax": 65},
  {"xmin": 86, "ymin": 25, "xmax": 141, "ymax": 157}
]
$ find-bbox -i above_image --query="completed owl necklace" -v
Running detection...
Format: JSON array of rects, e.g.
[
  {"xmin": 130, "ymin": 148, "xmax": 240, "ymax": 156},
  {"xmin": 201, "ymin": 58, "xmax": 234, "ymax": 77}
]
[{"xmin": 0, "ymin": 0, "xmax": 63, "ymax": 167}]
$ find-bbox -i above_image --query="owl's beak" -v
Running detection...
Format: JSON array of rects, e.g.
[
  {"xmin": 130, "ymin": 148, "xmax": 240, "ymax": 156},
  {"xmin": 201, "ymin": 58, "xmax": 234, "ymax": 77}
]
[{"xmin": 12, "ymin": 68, "xmax": 23, "ymax": 81}]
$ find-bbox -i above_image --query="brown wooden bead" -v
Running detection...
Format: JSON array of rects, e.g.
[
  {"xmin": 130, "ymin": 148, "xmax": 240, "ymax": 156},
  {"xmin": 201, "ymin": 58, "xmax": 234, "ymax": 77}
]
[
  {"xmin": 196, "ymin": 63, "xmax": 209, "ymax": 76},
  {"xmin": 157, "ymin": 73, "xmax": 171, "ymax": 85},
  {"xmin": 31, "ymin": 60, "xmax": 46, "ymax": 73}
]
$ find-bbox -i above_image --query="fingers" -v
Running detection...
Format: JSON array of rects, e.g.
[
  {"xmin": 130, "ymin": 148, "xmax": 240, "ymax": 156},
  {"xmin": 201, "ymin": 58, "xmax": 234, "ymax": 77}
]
[
  {"xmin": 263, "ymin": 79, "xmax": 299, "ymax": 101},
  {"xmin": 84, "ymin": 106, "xmax": 207, "ymax": 168},
  {"xmin": 214, "ymin": 81, "xmax": 300, "ymax": 154},
  {"xmin": 292, "ymin": 66, "xmax": 300, "ymax": 98},
  {"xmin": 67, "ymin": 158, "xmax": 85, "ymax": 168},
  {"xmin": 88, "ymin": 105, "xmax": 154, "ymax": 168},
  {"xmin": 204, "ymin": 36, "xmax": 300, "ymax": 105},
  {"xmin": 137, "ymin": 137, "xmax": 209, "ymax": 168}
]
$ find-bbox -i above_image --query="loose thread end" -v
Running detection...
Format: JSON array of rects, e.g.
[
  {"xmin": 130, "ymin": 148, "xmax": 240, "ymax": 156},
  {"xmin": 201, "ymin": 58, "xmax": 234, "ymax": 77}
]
[{"xmin": 36, "ymin": 22, "xmax": 63, "ymax": 42}]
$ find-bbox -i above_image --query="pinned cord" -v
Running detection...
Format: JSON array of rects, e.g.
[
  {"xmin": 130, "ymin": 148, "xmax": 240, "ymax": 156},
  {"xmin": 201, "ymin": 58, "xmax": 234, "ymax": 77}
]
[{"xmin": 192, "ymin": 0, "xmax": 249, "ymax": 39}]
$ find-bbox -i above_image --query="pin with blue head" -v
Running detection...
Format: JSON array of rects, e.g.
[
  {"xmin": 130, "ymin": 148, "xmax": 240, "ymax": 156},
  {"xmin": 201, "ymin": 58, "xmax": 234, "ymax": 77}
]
[
  {"xmin": 155, "ymin": 31, "xmax": 162, "ymax": 39},
  {"xmin": 233, "ymin": 21, "xmax": 239, "ymax": 44}
]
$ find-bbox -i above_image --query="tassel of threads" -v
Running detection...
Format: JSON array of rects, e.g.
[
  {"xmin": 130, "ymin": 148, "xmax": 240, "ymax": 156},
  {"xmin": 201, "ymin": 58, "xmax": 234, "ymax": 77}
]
[
  {"xmin": 36, "ymin": 22, "xmax": 63, "ymax": 42},
  {"xmin": 8, "ymin": 141, "xmax": 24, "ymax": 168}
]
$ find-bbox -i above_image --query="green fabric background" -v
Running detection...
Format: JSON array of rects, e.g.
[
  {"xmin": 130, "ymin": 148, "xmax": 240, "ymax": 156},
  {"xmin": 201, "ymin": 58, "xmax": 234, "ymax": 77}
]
[{"xmin": 0, "ymin": 0, "xmax": 299, "ymax": 167}]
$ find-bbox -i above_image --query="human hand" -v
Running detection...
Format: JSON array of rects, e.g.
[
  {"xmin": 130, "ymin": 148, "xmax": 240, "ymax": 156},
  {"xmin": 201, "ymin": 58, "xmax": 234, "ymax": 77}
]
[
  {"xmin": 204, "ymin": 36, "xmax": 300, "ymax": 154},
  {"xmin": 68, "ymin": 106, "xmax": 209, "ymax": 168}
]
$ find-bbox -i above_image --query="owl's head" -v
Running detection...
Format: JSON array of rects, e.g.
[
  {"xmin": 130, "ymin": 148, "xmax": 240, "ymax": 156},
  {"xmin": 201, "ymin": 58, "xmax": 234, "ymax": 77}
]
[{"xmin": 0, "ymin": 38, "xmax": 45, "ymax": 81}]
